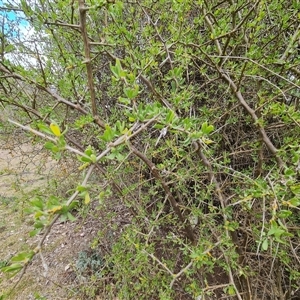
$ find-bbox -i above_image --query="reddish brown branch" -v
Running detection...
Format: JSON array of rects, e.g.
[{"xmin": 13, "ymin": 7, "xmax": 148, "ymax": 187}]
[
  {"xmin": 78, "ymin": 0, "xmax": 98, "ymax": 117},
  {"xmin": 129, "ymin": 144, "xmax": 195, "ymax": 244},
  {"xmin": 0, "ymin": 63, "xmax": 105, "ymax": 129},
  {"xmin": 220, "ymin": 71, "xmax": 284, "ymax": 169}
]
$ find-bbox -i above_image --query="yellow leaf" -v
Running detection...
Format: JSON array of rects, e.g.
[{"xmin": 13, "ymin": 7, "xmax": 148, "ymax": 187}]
[
  {"xmin": 66, "ymin": 65, "xmax": 75, "ymax": 70},
  {"xmin": 50, "ymin": 123, "xmax": 61, "ymax": 137},
  {"xmin": 202, "ymin": 137, "xmax": 214, "ymax": 145},
  {"xmin": 85, "ymin": 192, "xmax": 91, "ymax": 205},
  {"xmin": 78, "ymin": 162, "xmax": 90, "ymax": 170},
  {"xmin": 48, "ymin": 206, "xmax": 62, "ymax": 214}
]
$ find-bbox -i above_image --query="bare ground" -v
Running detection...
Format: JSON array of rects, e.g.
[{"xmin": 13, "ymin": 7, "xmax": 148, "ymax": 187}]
[{"xmin": 0, "ymin": 135, "xmax": 116, "ymax": 299}]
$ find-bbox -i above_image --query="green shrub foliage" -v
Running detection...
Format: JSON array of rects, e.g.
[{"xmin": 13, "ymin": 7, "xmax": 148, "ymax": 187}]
[{"xmin": 1, "ymin": 0, "xmax": 300, "ymax": 299}]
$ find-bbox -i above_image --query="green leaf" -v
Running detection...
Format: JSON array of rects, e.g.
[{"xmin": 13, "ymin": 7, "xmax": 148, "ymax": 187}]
[
  {"xmin": 67, "ymin": 212, "xmax": 76, "ymax": 221},
  {"xmin": 262, "ymin": 239, "xmax": 269, "ymax": 251},
  {"xmin": 101, "ymin": 124, "xmax": 116, "ymax": 142},
  {"xmin": 288, "ymin": 198, "xmax": 300, "ymax": 207},
  {"xmin": 290, "ymin": 184, "xmax": 300, "ymax": 195},
  {"xmin": 166, "ymin": 109, "xmax": 175, "ymax": 124},
  {"xmin": 201, "ymin": 121, "xmax": 214, "ymax": 135},
  {"xmin": 277, "ymin": 210, "xmax": 292, "ymax": 218},
  {"xmin": 30, "ymin": 198, "xmax": 44, "ymax": 210},
  {"xmin": 90, "ymin": 154, "xmax": 97, "ymax": 163},
  {"xmin": 34, "ymin": 221, "xmax": 46, "ymax": 229},
  {"xmin": 116, "ymin": 152, "xmax": 125, "ymax": 161},
  {"xmin": 110, "ymin": 58, "xmax": 125, "ymax": 79},
  {"xmin": 11, "ymin": 251, "xmax": 34, "ymax": 263},
  {"xmin": 5, "ymin": 44, "xmax": 15, "ymax": 53},
  {"xmin": 77, "ymin": 185, "xmax": 87, "ymax": 192},
  {"xmin": 44, "ymin": 141, "xmax": 55, "ymax": 150},
  {"xmin": 29, "ymin": 229, "xmax": 41, "ymax": 237},
  {"xmin": 284, "ymin": 167, "xmax": 296, "ymax": 177},
  {"xmin": 227, "ymin": 285, "xmax": 236, "ymax": 296},
  {"xmin": 78, "ymin": 155, "xmax": 92, "ymax": 163},
  {"xmin": 124, "ymin": 85, "xmax": 139, "ymax": 99},
  {"xmin": 84, "ymin": 145, "xmax": 94, "ymax": 156},
  {"xmin": 38, "ymin": 123, "xmax": 53, "ymax": 135},
  {"xmin": 116, "ymin": 120, "xmax": 125, "ymax": 133},
  {"xmin": 118, "ymin": 97, "xmax": 131, "ymax": 105},
  {"xmin": 1, "ymin": 263, "xmax": 23, "ymax": 273},
  {"xmin": 51, "ymin": 145, "xmax": 60, "ymax": 153},
  {"xmin": 106, "ymin": 152, "xmax": 116, "ymax": 160},
  {"xmin": 84, "ymin": 192, "xmax": 91, "ymax": 205}
]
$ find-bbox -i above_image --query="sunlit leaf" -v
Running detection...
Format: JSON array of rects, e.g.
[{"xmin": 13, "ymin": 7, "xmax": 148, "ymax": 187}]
[
  {"xmin": 85, "ymin": 192, "xmax": 91, "ymax": 205},
  {"xmin": 50, "ymin": 123, "xmax": 61, "ymax": 137}
]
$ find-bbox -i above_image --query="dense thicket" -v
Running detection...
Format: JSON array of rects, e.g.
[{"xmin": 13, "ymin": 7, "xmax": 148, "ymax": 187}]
[{"xmin": 1, "ymin": 0, "xmax": 300, "ymax": 299}]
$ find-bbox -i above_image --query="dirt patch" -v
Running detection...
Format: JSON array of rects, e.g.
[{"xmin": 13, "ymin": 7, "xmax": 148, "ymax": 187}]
[{"xmin": 0, "ymin": 136, "xmax": 104, "ymax": 299}]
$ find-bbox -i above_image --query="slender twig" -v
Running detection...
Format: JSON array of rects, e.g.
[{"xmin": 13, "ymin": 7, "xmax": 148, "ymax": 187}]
[
  {"xmin": 0, "ymin": 63, "xmax": 106, "ymax": 128},
  {"xmin": 78, "ymin": 0, "xmax": 97, "ymax": 117},
  {"xmin": 219, "ymin": 70, "xmax": 284, "ymax": 169},
  {"xmin": 170, "ymin": 240, "xmax": 222, "ymax": 288},
  {"xmin": 44, "ymin": 21, "xmax": 80, "ymax": 29},
  {"xmin": 7, "ymin": 118, "xmax": 89, "ymax": 159},
  {"xmin": 129, "ymin": 143, "xmax": 196, "ymax": 244},
  {"xmin": 280, "ymin": 24, "xmax": 300, "ymax": 61}
]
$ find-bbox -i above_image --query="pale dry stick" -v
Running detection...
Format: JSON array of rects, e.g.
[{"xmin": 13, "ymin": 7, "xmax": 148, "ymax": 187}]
[
  {"xmin": 256, "ymin": 195, "xmax": 266, "ymax": 255},
  {"xmin": 7, "ymin": 118, "xmax": 90, "ymax": 159},
  {"xmin": 287, "ymin": 113, "xmax": 300, "ymax": 128},
  {"xmin": 266, "ymin": 176, "xmax": 280, "ymax": 221},
  {"xmin": 201, "ymin": 5, "xmax": 222, "ymax": 55},
  {"xmin": 291, "ymin": 67, "xmax": 300, "ymax": 77},
  {"xmin": 39, "ymin": 249, "xmax": 48, "ymax": 275},
  {"xmin": 37, "ymin": 164, "xmax": 95, "ymax": 252},
  {"xmin": 145, "ymin": 194, "xmax": 169, "ymax": 245},
  {"xmin": 139, "ymin": 5, "xmax": 174, "ymax": 70},
  {"xmin": 0, "ymin": 5, "xmax": 23, "ymax": 12},
  {"xmin": 1, "ymin": 96, "xmax": 84, "ymax": 151},
  {"xmin": 42, "ymin": 101, "xmax": 60, "ymax": 122},
  {"xmin": 226, "ymin": 0, "xmax": 250, "ymax": 46},
  {"xmin": 89, "ymin": 41, "xmax": 115, "ymax": 47},
  {"xmin": 193, "ymin": 142, "xmax": 227, "ymax": 211},
  {"xmin": 208, "ymin": 55, "xmax": 300, "ymax": 90},
  {"xmin": 142, "ymin": 250, "xmax": 174, "ymax": 276},
  {"xmin": 245, "ymin": 74, "xmax": 289, "ymax": 103},
  {"xmin": 102, "ymin": 114, "xmax": 160, "ymax": 152},
  {"xmin": 262, "ymin": 243, "xmax": 280, "ymax": 300},
  {"xmin": 280, "ymin": 23, "xmax": 300, "ymax": 61},
  {"xmin": 0, "ymin": 97, "xmax": 42, "ymax": 120},
  {"xmin": 188, "ymin": 0, "xmax": 258, "ymax": 59},
  {"xmin": 289, "ymin": 238, "xmax": 300, "ymax": 265}
]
